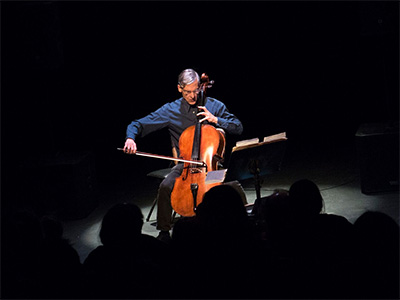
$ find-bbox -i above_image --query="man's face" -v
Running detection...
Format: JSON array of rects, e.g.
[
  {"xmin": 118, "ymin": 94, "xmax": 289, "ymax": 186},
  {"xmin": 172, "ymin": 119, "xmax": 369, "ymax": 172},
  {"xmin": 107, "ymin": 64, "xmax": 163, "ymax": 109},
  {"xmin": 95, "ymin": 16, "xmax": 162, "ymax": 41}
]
[{"xmin": 177, "ymin": 79, "xmax": 200, "ymax": 105}]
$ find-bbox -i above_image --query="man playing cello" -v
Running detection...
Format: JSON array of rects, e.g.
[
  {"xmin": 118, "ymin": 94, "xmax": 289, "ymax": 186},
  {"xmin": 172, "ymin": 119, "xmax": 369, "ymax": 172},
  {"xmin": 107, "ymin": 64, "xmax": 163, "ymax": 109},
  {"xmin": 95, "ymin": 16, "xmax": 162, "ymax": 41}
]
[{"xmin": 123, "ymin": 69, "xmax": 243, "ymax": 241}]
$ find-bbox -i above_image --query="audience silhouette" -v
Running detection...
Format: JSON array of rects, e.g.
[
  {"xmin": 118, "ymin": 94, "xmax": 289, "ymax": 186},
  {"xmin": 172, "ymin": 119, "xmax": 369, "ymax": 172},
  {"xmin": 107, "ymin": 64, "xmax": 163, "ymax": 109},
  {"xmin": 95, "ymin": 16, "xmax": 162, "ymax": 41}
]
[
  {"xmin": 3, "ymin": 209, "xmax": 44, "ymax": 298},
  {"xmin": 287, "ymin": 179, "xmax": 356, "ymax": 298},
  {"xmin": 2, "ymin": 210, "xmax": 83, "ymax": 299},
  {"xmin": 250, "ymin": 189, "xmax": 294, "ymax": 298},
  {"xmin": 2, "ymin": 180, "xmax": 399, "ymax": 299},
  {"xmin": 171, "ymin": 184, "xmax": 260, "ymax": 298},
  {"xmin": 82, "ymin": 202, "xmax": 172, "ymax": 299},
  {"xmin": 39, "ymin": 215, "xmax": 84, "ymax": 298},
  {"xmin": 353, "ymin": 210, "xmax": 400, "ymax": 299}
]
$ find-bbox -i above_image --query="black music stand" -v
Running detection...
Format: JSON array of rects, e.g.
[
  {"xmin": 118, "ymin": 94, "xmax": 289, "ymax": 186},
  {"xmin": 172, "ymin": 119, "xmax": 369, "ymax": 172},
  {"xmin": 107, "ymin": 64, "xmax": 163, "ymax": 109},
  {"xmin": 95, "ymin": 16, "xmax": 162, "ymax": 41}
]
[{"xmin": 224, "ymin": 138, "xmax": 287, "ymax": 200}]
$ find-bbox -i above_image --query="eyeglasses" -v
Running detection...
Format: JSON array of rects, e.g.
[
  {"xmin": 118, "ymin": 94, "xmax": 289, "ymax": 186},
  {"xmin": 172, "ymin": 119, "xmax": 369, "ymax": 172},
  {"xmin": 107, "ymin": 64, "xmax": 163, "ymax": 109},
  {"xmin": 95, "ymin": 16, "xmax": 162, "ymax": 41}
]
[{"xmin": 181, "ymin": 88, "xmax": 200, "ymax": 95}]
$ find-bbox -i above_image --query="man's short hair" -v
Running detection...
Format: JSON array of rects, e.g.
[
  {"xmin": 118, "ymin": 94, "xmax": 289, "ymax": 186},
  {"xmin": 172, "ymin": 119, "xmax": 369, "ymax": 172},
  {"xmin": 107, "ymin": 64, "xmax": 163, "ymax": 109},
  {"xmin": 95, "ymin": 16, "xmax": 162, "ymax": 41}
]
[{"xmin": 178, "ymin": 69, "xmax": 200, "ymax": 88}]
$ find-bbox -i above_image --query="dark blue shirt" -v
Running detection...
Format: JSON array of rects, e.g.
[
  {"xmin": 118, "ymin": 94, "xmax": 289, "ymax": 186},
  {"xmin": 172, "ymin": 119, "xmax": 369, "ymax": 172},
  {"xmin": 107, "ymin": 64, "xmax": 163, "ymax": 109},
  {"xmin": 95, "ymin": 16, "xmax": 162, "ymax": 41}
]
[{"xmin": 126, "ymin": 97, "xmax": 243, "ymax": 153}]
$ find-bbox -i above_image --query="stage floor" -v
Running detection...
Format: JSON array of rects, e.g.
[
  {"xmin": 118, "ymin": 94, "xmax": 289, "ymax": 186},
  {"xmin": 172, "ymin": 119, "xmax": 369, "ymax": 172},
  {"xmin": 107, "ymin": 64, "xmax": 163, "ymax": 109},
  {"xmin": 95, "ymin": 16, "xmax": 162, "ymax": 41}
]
[{"xmin": 62, "ymin": 141, "xmax": 399, "ymax": 263}]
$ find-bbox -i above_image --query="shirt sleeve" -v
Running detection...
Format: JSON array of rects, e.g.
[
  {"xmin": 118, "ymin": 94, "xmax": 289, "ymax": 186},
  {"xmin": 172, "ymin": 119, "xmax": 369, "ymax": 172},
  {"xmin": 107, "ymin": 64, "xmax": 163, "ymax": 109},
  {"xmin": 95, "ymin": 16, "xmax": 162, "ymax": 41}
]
[
  {"xmin": 126, "ymin": 104, "xmax": 171, "ymax": 140},
  {"xmin": 211, "ymin": 99, "xmax": 243, "ymax": 135}
]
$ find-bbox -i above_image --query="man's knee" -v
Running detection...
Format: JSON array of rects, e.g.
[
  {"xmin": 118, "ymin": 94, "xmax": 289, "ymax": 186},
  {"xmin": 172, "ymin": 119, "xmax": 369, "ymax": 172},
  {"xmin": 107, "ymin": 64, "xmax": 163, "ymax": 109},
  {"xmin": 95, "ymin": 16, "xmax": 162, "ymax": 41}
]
[{"xmin": 159, "ymin": 179, "xmax": 173, "ymax": 195}]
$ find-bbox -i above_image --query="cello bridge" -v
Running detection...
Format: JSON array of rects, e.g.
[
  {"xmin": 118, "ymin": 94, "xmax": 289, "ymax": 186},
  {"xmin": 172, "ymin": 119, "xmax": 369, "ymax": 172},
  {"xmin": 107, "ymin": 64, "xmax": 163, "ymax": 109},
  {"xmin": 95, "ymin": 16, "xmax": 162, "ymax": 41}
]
[
  {"xmin": 185, "ymin": 161, "xmax": 208, "ymax": 174},
  {"xmin": 190, "ymin": 167, "xmax": 203, "ymax": 174}
]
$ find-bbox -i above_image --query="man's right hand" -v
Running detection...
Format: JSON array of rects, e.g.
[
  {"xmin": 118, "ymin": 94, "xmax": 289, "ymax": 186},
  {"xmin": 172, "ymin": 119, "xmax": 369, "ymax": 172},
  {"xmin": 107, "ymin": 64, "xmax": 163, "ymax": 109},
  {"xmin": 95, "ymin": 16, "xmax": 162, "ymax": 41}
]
[{"xmin": 123, "ymin": 138, "xmax": 137, "ymax": 154}]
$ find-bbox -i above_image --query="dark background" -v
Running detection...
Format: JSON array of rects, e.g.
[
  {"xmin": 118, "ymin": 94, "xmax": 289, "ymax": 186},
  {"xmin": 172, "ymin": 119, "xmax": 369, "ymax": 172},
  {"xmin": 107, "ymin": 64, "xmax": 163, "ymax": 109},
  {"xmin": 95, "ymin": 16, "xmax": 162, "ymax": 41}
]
[{"xmin": 2, "ymin": 1, "xmax": 399, "ymax": 214}]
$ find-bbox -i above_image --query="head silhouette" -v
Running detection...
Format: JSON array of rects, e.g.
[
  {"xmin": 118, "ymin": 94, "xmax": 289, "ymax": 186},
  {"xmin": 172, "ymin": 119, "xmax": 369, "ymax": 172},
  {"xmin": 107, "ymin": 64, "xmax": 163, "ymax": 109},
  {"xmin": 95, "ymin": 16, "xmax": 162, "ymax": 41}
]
[
  {"xmin": 197, "ymin": 184, "xmax": 248, "ymax": 232},
  {"xmin": 99, "ymin": 203, "xmax": 144, "ymax": 247},
  {"xmin": 354, "ymin": 210, "xmax": 399, "ymax": 254},
  {"xmin": 289, "ymin": 179, "xmax": 324, "ymax": 216}
]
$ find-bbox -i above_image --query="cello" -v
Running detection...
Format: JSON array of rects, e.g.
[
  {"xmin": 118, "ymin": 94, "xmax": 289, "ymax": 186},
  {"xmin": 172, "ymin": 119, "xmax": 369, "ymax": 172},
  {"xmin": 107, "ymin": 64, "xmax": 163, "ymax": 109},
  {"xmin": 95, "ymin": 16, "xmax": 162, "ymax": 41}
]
[{"xmin": 170, "ymin": 73, "xmax": 226, "ymax": 216}]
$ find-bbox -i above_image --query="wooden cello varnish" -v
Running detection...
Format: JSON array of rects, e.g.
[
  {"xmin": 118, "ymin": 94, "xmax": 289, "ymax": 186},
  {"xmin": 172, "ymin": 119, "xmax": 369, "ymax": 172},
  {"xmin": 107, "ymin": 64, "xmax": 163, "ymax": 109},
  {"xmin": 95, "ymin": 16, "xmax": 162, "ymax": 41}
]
[{"xmin": 170, "ymin": 74, "xmax": 226, "ymax": 217}]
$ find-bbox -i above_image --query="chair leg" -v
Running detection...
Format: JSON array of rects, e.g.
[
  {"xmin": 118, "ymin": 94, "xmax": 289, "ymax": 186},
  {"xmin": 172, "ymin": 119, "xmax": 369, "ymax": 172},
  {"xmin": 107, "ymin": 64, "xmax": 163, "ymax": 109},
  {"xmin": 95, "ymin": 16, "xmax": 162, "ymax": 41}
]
[
  {"xmin": 171, "ymin": 211, "xmax": 177, "ymax": 223},
  {"xmin": 146, "ymin": 196, "xmax": 158, "ymax": 222},
  {"xmin": 146, "ymin": 195, "xmax": 178, "ymax": 224}
]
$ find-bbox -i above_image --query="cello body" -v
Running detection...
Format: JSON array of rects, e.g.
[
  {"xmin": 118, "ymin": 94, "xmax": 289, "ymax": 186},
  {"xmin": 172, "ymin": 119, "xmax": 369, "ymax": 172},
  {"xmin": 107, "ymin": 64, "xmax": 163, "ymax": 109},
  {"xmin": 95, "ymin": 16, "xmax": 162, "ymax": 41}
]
[{"xmin": 170, "ymin": 124, "xmax": 226, "ymax": 217}]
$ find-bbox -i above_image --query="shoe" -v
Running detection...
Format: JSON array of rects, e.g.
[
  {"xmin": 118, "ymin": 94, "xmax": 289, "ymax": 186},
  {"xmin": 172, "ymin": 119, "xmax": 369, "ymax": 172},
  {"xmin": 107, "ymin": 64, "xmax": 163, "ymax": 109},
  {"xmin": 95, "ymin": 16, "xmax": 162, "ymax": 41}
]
[{"xmin": 156, "ymin": 230, "xmax": 171, "ymax": 244}]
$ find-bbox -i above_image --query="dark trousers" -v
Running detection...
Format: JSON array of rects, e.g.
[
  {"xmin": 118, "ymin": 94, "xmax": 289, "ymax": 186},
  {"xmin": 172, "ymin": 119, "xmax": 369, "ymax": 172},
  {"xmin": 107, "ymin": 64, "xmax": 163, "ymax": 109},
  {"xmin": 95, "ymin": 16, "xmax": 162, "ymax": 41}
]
[{"xmin": 156, "ymin": 163, "xmax": 184, "ymax": 231}]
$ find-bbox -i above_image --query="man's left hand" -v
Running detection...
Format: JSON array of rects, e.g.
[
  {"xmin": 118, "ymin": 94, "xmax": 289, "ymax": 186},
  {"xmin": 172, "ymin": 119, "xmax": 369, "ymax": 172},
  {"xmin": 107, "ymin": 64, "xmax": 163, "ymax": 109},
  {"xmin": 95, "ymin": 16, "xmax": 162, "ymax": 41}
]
[{"xmin": 197, "ymin": 106, "xmax": 218, "ymax": 124}]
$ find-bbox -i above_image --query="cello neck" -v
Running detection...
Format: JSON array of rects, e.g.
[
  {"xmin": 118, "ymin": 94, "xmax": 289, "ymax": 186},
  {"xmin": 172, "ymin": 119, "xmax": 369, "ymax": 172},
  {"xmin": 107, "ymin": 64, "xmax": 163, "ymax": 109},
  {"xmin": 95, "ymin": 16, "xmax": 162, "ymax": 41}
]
[
  {"xmin": 191, "ymin": 73, "xmax": 213, "ymax": 161},
  {"xmin": 191, "ymin": 120, "xmax": 202, "ymax": 162}
]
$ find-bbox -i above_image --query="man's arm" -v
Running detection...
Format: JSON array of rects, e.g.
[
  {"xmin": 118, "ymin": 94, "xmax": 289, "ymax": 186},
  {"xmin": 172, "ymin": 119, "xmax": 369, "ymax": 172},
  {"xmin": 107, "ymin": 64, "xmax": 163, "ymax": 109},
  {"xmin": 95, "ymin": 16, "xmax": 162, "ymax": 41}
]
[
  {"xmin": 124, "ymin": 103, "xmax": 171, "ymax": 153},
  {"xmin": 201, "ymin": 98, "xmax": 243, "ymax": 135}
]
